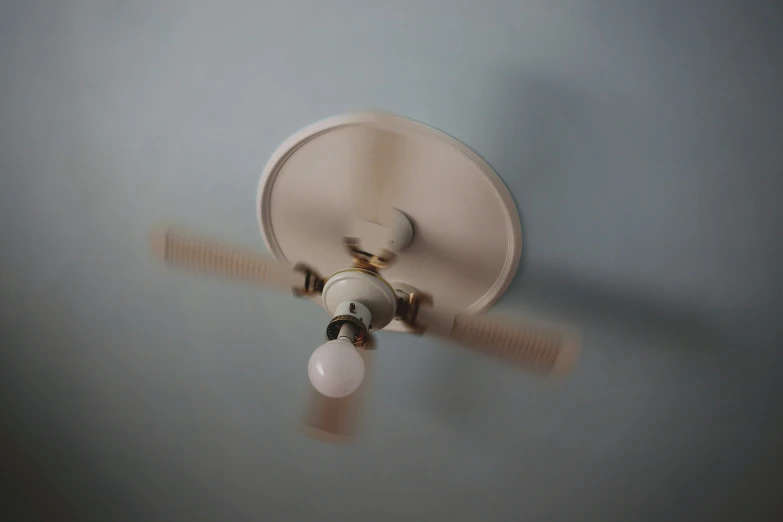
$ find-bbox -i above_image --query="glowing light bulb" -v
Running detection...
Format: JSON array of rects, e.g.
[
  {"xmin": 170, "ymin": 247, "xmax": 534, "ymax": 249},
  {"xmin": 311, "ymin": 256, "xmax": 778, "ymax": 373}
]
[{"xmin": 307, "ymin": 339, "xmax": 365, "ymax": 398}]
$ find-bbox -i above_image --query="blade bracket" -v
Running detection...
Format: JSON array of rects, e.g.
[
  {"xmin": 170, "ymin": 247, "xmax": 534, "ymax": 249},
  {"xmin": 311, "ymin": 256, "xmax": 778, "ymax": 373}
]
[
  {"xmin": 394, "ymin": 284, "xmax": 433, "ymax": 335},
  {"xmin": 343, "ymin": 237, "xmax": 396, "ymax": 272},
  {"xmin": 293, "ymin": 263, "xmax": 326, "ymax": 297}
]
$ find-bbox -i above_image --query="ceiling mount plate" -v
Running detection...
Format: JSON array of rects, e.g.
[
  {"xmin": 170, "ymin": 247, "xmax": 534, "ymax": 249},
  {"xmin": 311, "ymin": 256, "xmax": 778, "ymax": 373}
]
[{"xmin": 258, "ymin": 112, "xmax": 521, "ymax": 332}]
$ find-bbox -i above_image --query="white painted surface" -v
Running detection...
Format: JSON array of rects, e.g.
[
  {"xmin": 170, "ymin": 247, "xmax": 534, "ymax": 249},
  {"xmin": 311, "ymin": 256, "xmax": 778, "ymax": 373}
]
[{"xmin": 258, "ymin": 112, "xmax": 522, "ymax": 317}]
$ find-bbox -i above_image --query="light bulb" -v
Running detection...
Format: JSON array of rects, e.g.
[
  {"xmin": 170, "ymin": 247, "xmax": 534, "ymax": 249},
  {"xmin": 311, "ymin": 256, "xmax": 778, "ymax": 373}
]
[{"xmin": 307, "ymin": 339, "xmax": 365, "ymax": 398}]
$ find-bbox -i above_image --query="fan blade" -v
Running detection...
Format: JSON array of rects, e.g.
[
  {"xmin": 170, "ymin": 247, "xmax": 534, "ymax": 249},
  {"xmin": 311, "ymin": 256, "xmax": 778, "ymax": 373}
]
[
  {"xmin": 354, "ymin": 113, "xmax": 399, "ymax": 224},
  {"xmin": 350, "ymin": 113, "xmax": 416, "ymax": 255},
  {"xmin": 300, "ymin": 389, "xmax": 360, "ymax": 443},
  {"xmin": 300, "ymin": 344, "xmax": 374, "ymax": 442},
  {"xmin": 150, "ymin": 226, "xmax": 302, "ymax": 292},
  {"xmin": 417, "ymin": 306, "xmax": 579, "ymax": 376}
]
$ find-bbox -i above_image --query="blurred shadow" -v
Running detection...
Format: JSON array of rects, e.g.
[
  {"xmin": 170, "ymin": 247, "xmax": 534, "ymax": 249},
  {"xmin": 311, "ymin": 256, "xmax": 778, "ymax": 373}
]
[
  {"xmin": 414, "ymin": 339, "xmax": 485, "ymax": 435},
  {"xmin": 484, "ymin": 72, "xmax": 720, "ymax": 348},
  {"xmin": 416, "ymin": 72, "xmax": 724, "ymax": 429},
  {"xmin": 483, "ymin": 74, "xmax": 594, "ymax": 285},
  {"xmin": 415, "ymin": 75, "xmax": 596, "ymax": 433},
  {"xmin": 517, "ymin": 266, "xmax": 719, "ymax": 350},
  {"xmin": 0, "ymin": 409, "xmax": 85, "ymax": 521}
]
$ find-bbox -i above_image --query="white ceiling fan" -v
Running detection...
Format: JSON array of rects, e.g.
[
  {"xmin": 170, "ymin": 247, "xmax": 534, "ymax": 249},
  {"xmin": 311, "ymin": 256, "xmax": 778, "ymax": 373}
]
[{"xmin": 150, "ymin": 112, "xmax": 580, "ymax": 442}]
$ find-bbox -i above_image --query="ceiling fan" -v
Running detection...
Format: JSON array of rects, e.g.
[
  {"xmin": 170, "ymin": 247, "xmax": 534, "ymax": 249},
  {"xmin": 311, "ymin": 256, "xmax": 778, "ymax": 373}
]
[{"xmin": 150, "ymin": 112, "xmax": 580, "ymax": 442}]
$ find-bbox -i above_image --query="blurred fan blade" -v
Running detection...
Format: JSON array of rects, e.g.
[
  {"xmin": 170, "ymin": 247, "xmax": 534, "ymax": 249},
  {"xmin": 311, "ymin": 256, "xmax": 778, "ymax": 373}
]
[
  {"xmin": 300, "ymin": 389, "xmax": 360, "ymax": 443},
  {"xmin": 150, "ymin": 226, "xmax": 302, "ymax": 291},
  {"xmin": 418, "ymin": 306, "xmax": 580, "ymax": 376},
  {"xmin": 300, "ymin": 343, "xmax": 374, "ymax": 443},
  {"xmin": 352, "ymin": 113, "xmax": 413, "ymax": 232}
]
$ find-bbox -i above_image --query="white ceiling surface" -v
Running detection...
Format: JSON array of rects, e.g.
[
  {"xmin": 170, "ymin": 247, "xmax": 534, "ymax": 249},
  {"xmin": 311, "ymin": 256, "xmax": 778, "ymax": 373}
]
[{"xmin": 1, "ymin": 1, "xmax": 781, "ymax": 521}]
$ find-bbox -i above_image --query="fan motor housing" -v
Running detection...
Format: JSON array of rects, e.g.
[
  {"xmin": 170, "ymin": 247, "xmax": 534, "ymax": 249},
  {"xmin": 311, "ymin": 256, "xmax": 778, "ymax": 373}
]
[{"xmin": 322, "ymin": 269, "xmax": 397, "ymax": 331}]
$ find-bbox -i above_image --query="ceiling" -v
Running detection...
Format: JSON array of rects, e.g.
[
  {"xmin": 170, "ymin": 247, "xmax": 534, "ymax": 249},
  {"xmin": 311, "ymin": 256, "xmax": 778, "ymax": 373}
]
[{"xmin": 1, "ymin": 1, "xmax": 781, "ymax": 521}]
